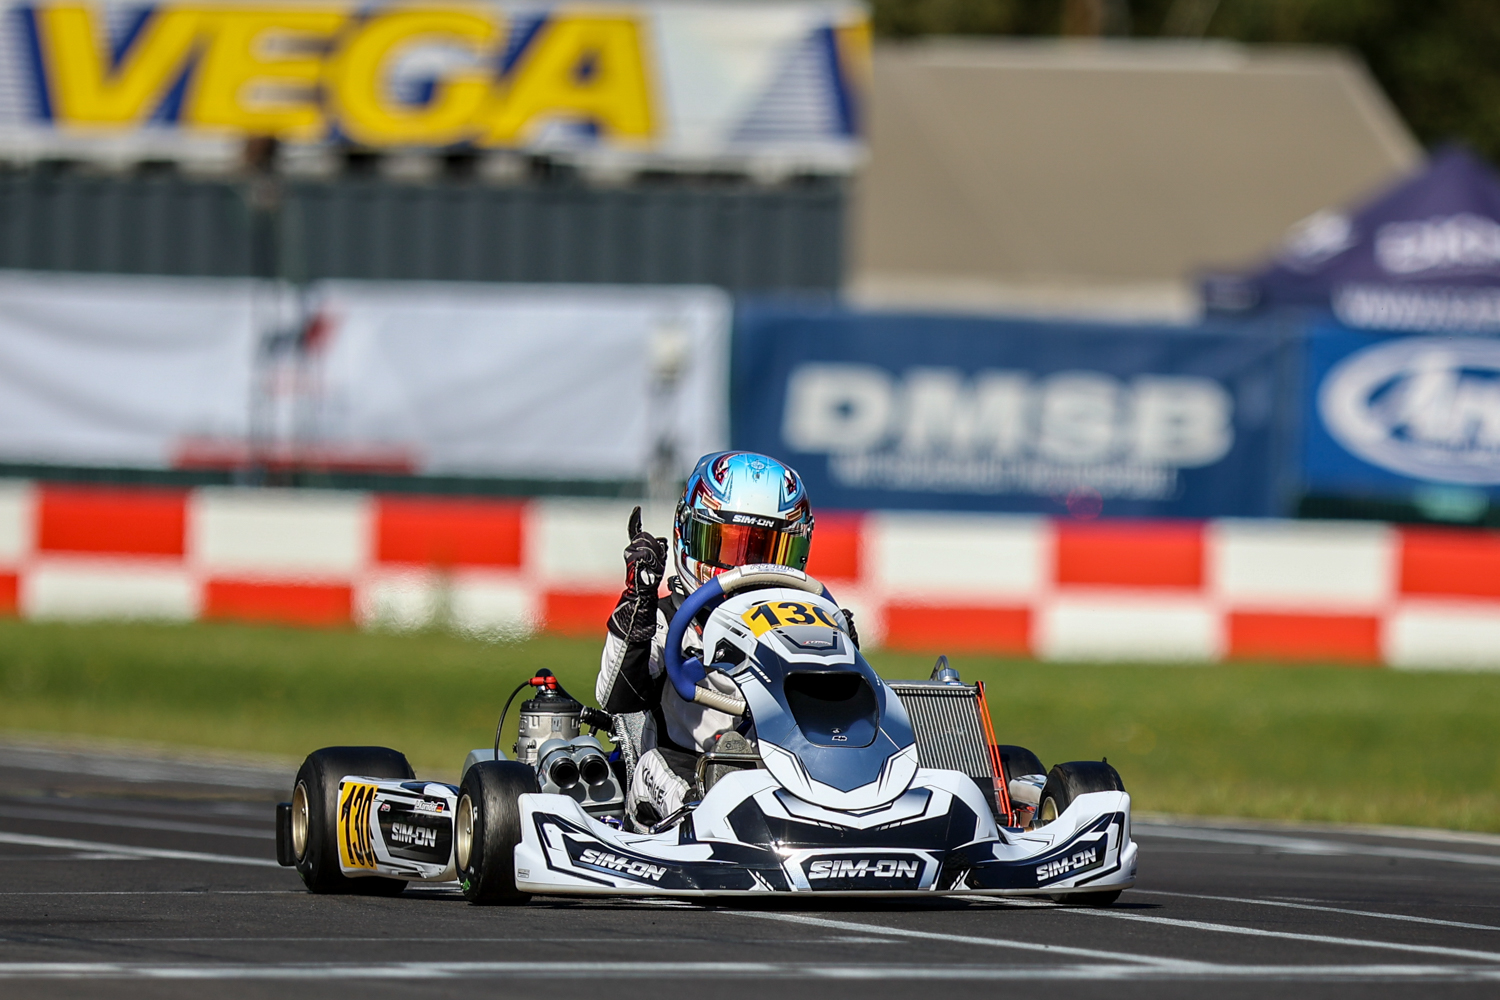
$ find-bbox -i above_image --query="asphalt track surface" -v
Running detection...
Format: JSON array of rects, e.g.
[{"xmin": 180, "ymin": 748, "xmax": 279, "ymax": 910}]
[{"xmin": 2, "ymin": 742, "xmax": 1500, "ymax": 998}]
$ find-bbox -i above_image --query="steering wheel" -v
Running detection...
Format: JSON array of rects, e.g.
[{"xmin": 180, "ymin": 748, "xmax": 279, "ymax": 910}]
[{"xmin": 664, "ymin": 564, "xmax": 833, "ymax": 708}]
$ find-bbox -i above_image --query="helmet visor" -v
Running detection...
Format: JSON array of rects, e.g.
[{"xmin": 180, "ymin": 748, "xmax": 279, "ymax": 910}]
[{"xmin": 683, "ymin": 517, "xmax": 811, "ymax": 574}]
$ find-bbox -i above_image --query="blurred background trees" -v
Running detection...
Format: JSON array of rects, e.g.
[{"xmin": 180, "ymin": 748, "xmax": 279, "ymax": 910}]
[{"xmin": 870, "ymin": 0, "xmax": 1500, "ymax": 162}]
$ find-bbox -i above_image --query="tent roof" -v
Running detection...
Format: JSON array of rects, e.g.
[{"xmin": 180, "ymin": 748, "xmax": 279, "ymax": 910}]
[
  {"xmin": 850, "ymin": 39, "xmax": 1420, "ymax": 319},
  {"xmin": 1209, "ymin": 145, "xmax": 1500, "ymax": 331},
  {"xmin": 1242, "ymin": 146, "xmax": 1500, "ymax": 297}
]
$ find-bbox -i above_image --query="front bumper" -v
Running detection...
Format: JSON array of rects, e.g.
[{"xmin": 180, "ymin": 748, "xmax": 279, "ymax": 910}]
[{"xmin": 513, "ymin": 788, "xmax": 1136, "ymax": 898}]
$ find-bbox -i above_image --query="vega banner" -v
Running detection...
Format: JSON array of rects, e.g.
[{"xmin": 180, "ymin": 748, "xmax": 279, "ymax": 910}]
[
  {"xmin": 1305, "ymin": 321, "xmax": 1500, "ymax": 496},
  {"xmin": 0, "ymin": 1, "xmax": 869, "ymax": 168},
  {"xmin": 732, "ymin": 305, "xmax": 1296, "ymax": 517}
]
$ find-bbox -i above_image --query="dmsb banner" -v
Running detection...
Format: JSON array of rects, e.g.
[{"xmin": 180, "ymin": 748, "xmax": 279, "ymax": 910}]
[{"xmin": 732, "ymin": 306, "xmax": 1295, "ymax": 517}]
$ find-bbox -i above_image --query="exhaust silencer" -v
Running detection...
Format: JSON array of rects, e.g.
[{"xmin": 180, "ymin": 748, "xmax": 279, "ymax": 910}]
[
  {"xmin": 576, "ymin": 749, "xmax": 611, "ymax": 788},
  {"xmin": 547, "ymin": 754, "xmax": 580, "ymax": 790},
  {"xmin": 537, "ymin": 735, "xmax": 614, "ymax": 792},
  {"xmin": 566, "ymin": 735, "xmax": 611, "ymax": 787},
  {"xmin": 538, "ymin": 739, "xmax": 581, "ymax": 790}
]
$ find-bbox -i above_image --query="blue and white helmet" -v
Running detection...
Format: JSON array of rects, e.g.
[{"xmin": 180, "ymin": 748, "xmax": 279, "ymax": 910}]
[{"xmin": 674, "ymin": 451, "xmax": 814, "ymax": 592}]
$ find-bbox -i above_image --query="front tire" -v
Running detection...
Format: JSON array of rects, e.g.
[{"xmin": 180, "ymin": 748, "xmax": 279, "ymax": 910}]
[
  {"xmin": 1036, "ymin": 759, "xmax": 1124, "ymax": 826},
  {"xmin": 291, "ymin": 746, "xmax": 414, "ymax": 896},
  {"xmin": 1037, "ymin": 759, "xmax": 1127, "ymax": 906},
  {"xmin": 457, "ymin": 760, "xmax": 539, "ymax": 905}
]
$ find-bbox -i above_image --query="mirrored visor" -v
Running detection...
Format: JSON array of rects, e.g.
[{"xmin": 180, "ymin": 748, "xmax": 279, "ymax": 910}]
[{"xmin": 684, "ymin": 517, "xmax": 810, "ymax": 573}]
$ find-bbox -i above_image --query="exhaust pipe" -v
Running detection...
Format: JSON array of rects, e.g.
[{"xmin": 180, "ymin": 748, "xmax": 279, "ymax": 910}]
[
  {"xmin": 538, "ymin": 735, "xmax": 612, "ymax": 792},
  {"xmin": 576, "ymin": 748, "xmax": 611, "ymax": 787},
  {"xmin": 547, "ymin": 754, "xmax": 580, "ymax": 790},
  {"xmin": 538, "ymin": 740, "xmax": 581, "ymax": 790}
]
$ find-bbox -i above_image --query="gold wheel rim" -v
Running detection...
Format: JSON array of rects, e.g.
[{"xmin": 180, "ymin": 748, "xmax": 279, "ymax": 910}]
[
  {"xmin": 291, "ymin": 782, "xmax": 310, "ymax": 861},
  {"xmin": 1039, "ymin": 795, "xmax": 1058, "ymax": 825},
  {"xmin": 456, "ymin": 794, "xmax": 475, "ymax": 871}
]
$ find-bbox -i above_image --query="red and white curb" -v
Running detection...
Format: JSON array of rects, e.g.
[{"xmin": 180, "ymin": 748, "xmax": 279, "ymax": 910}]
[{"xmin": 1, "ymin": 481, "xmax": 1497, "ymax": 668}]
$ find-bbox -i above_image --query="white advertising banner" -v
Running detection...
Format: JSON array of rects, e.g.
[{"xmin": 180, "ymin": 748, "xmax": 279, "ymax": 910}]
[
  {"xmin": 0, "ymin": 1, "xmax": 869, "ymax": 171},
  {"xmin": 309, "ymin": 281, "xmax": 730, "ymax": 479},
  {"xmin": 0, "ymin": 270, "xmax": 729, "ymax": 481},
  {"xmin": 0, "ymin": 271, "xmax": 261, "ymax": 468}
]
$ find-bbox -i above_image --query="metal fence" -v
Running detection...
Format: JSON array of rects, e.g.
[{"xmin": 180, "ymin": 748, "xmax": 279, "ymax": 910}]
[
  {"xmin": 0, "ymin": 173, "xmax": 254, "ymax": 277},
  {"xmin": 0, "ymin": 170, "xmax": 845, "ymax": 292}
]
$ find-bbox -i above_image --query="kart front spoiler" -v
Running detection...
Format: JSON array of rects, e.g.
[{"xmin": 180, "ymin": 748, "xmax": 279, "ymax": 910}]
[{"xmin": 512, "ymin": 787, "xmax": 1137, "ymax": 898}]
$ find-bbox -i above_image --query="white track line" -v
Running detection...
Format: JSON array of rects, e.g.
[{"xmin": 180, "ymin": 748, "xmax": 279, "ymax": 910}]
[
  {"xmin": 1135, "ymin": 890, "xmax": 1500, "ymax": 932},
  {"xmin": 0, "ymin": 805, "xmax": 271, "ymax": 840},
  {"xmin": 1137, "ymin": 825, "xmax": 1500, "ymax": 867},
  {"xmin": 730, "ymin": 909, "xmax": 1204, "ymax": 969},
  {"xmin": 94, "ymin": 937, "xmax": 673, "ymax": 943},
  {"xmin": 1056, "ymin": 908, "xmax": 1500, "ymax": 963},
  {"xmin": 0, "ymin": 745, "xmax": 287, "ymax": 790},
  {"xmin": 0, "ymin": 852, "xmax": 145, "ymax": 862},
  {"xmin": 1, "ymin": 961, "xmax": 1500, "ymax": 981},
  {"xmin": 0, "ymin": 890, "xmax": 298, "ymax": 895},
  {"xmin": 1135, "ymin": 815, "xmax": 1500, "ymax": 848},
  {"xmin": 0, "ymin": 832, "xmax": 278, "ymax": 868}
]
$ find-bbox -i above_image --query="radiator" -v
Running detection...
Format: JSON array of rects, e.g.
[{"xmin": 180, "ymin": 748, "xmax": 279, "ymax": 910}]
[{"xmin": 888, "ymin": 681, "xmax": 996, "ymax": 780}]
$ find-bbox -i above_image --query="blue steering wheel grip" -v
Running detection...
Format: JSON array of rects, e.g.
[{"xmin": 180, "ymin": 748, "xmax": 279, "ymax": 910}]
[
  {"xmin": 664, "ymin": 576, "xmax": 725, "ymax": 701},
  {"xmin": 663, "ymin": 569, "xmax": 835, "ymax": 703}
]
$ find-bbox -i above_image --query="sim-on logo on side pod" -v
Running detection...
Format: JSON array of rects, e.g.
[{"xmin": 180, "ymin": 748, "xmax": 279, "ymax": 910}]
[
  {"xmin": 808, "ymin": 858, "xmax": 920, "ymax": 879},
  {"xmin": 578, "ymin": 848, "xmax": 668, "ymax": 882},
  {"xmin": 390, "ymin": 822, "xmax": 437, "ymax": 848},
  {"xmin": 1036, "ymin": 846, "xmax": 1099, "ymax": 882}
]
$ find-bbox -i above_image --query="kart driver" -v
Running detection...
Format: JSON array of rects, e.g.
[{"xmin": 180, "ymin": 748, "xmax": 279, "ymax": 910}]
[{"xmin": 596, "ymin": 451, "xmax": 857, "ymax": 829}]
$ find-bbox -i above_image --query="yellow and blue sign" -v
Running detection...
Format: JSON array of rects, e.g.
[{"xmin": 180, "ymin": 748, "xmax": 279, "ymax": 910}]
[{"xmin": 5, "ymin": 1, "xmax": 869, "ymax": 159}]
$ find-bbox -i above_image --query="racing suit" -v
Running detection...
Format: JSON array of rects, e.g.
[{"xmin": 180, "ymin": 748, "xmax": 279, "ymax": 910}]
[
  {"xmin": 597, "ymin": 572, "xmax": 742, "ymax": 827},
  {"xmin": 596, "ymin": 510, "xmax": 857, "ymax": 827}
]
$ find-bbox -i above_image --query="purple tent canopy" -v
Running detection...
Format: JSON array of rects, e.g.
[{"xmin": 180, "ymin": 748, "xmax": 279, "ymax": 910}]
[{"xmin": 1203, "ymin": 146, "xmax": 1500, "ymax": 333}]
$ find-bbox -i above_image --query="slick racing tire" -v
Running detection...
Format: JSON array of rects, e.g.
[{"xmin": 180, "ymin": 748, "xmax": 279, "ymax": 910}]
[
  {"xmin": 457, "ymin": 760, "xmax": 539, "ymax": 905},
  {"xmin": 996, "ymin": 746, "xmax": 1045, "ymax": 784},
  {"xmin": 291, "ymin": 746, "xmax": 414, "ymax": 896},
  {"xmin": 1037, "ymin": 760, "xmax": 1126, "ymax": 907},
  {"xmin": 1036, "ymin": 759, "xmax": 1125, "ymax": 826}
]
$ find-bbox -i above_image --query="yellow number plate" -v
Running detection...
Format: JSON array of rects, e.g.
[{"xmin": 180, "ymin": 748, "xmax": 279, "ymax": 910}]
[
  {"xmin": 741, "ymin": 600, "xmax": 842, "ymax": 637},
  {"xmin": 337, "ymin": 781, "xmax": 380, "ymax": 870}
]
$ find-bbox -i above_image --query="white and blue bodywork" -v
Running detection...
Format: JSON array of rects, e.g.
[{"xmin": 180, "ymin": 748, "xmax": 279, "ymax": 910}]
[{"xmin": 507, "ymin": 566, "xmax": 1138, "ymax": 898}]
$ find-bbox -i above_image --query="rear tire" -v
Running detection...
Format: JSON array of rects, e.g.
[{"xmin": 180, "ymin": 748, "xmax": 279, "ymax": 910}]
[
  {"xmin": 457, "ymin": 760, "xmax": 539, "ymax": 905},
  {"xmin": 291, "ymin": 746, "xmax": 414, "ymax": 896},
  {"xmin": 996, "ymin": 745, "xmax": 1045, "ymax": 783}
]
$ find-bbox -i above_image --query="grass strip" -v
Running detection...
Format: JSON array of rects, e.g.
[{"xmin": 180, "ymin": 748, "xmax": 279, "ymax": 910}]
[{"xmin": 0, "ymin": 620, "xmax": 1496, "ymax": 831}]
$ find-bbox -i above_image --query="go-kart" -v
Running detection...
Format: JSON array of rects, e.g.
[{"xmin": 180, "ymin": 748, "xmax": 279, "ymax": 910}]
[{"xmin": 276, "ymin": 564, "xmax": 1136, "ymax": 903}]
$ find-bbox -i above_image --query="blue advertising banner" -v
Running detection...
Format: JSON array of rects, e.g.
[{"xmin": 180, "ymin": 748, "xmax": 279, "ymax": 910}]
[
  {"xmin": 731, "ymin": 305, "xmax": 1297, "ymax": 517},
  {"xmin": 1304, "ymin": 321, "xmax": 1500, "ymax": 496}
]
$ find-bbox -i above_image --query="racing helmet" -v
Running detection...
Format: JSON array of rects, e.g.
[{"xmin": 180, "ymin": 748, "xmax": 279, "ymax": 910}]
[{"xmin": 674, "ymin": 452, "xmax": 814, "ymax": 591}]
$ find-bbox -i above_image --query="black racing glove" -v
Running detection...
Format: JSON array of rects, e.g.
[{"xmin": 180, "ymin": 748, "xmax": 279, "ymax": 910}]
[
  {"xmin": 607, "ymin": 506, "xmax": 667, "ymax": 644},
  {"xmin": 842, "ymin": 608, "xmax": 861, "ymax": 650}
]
